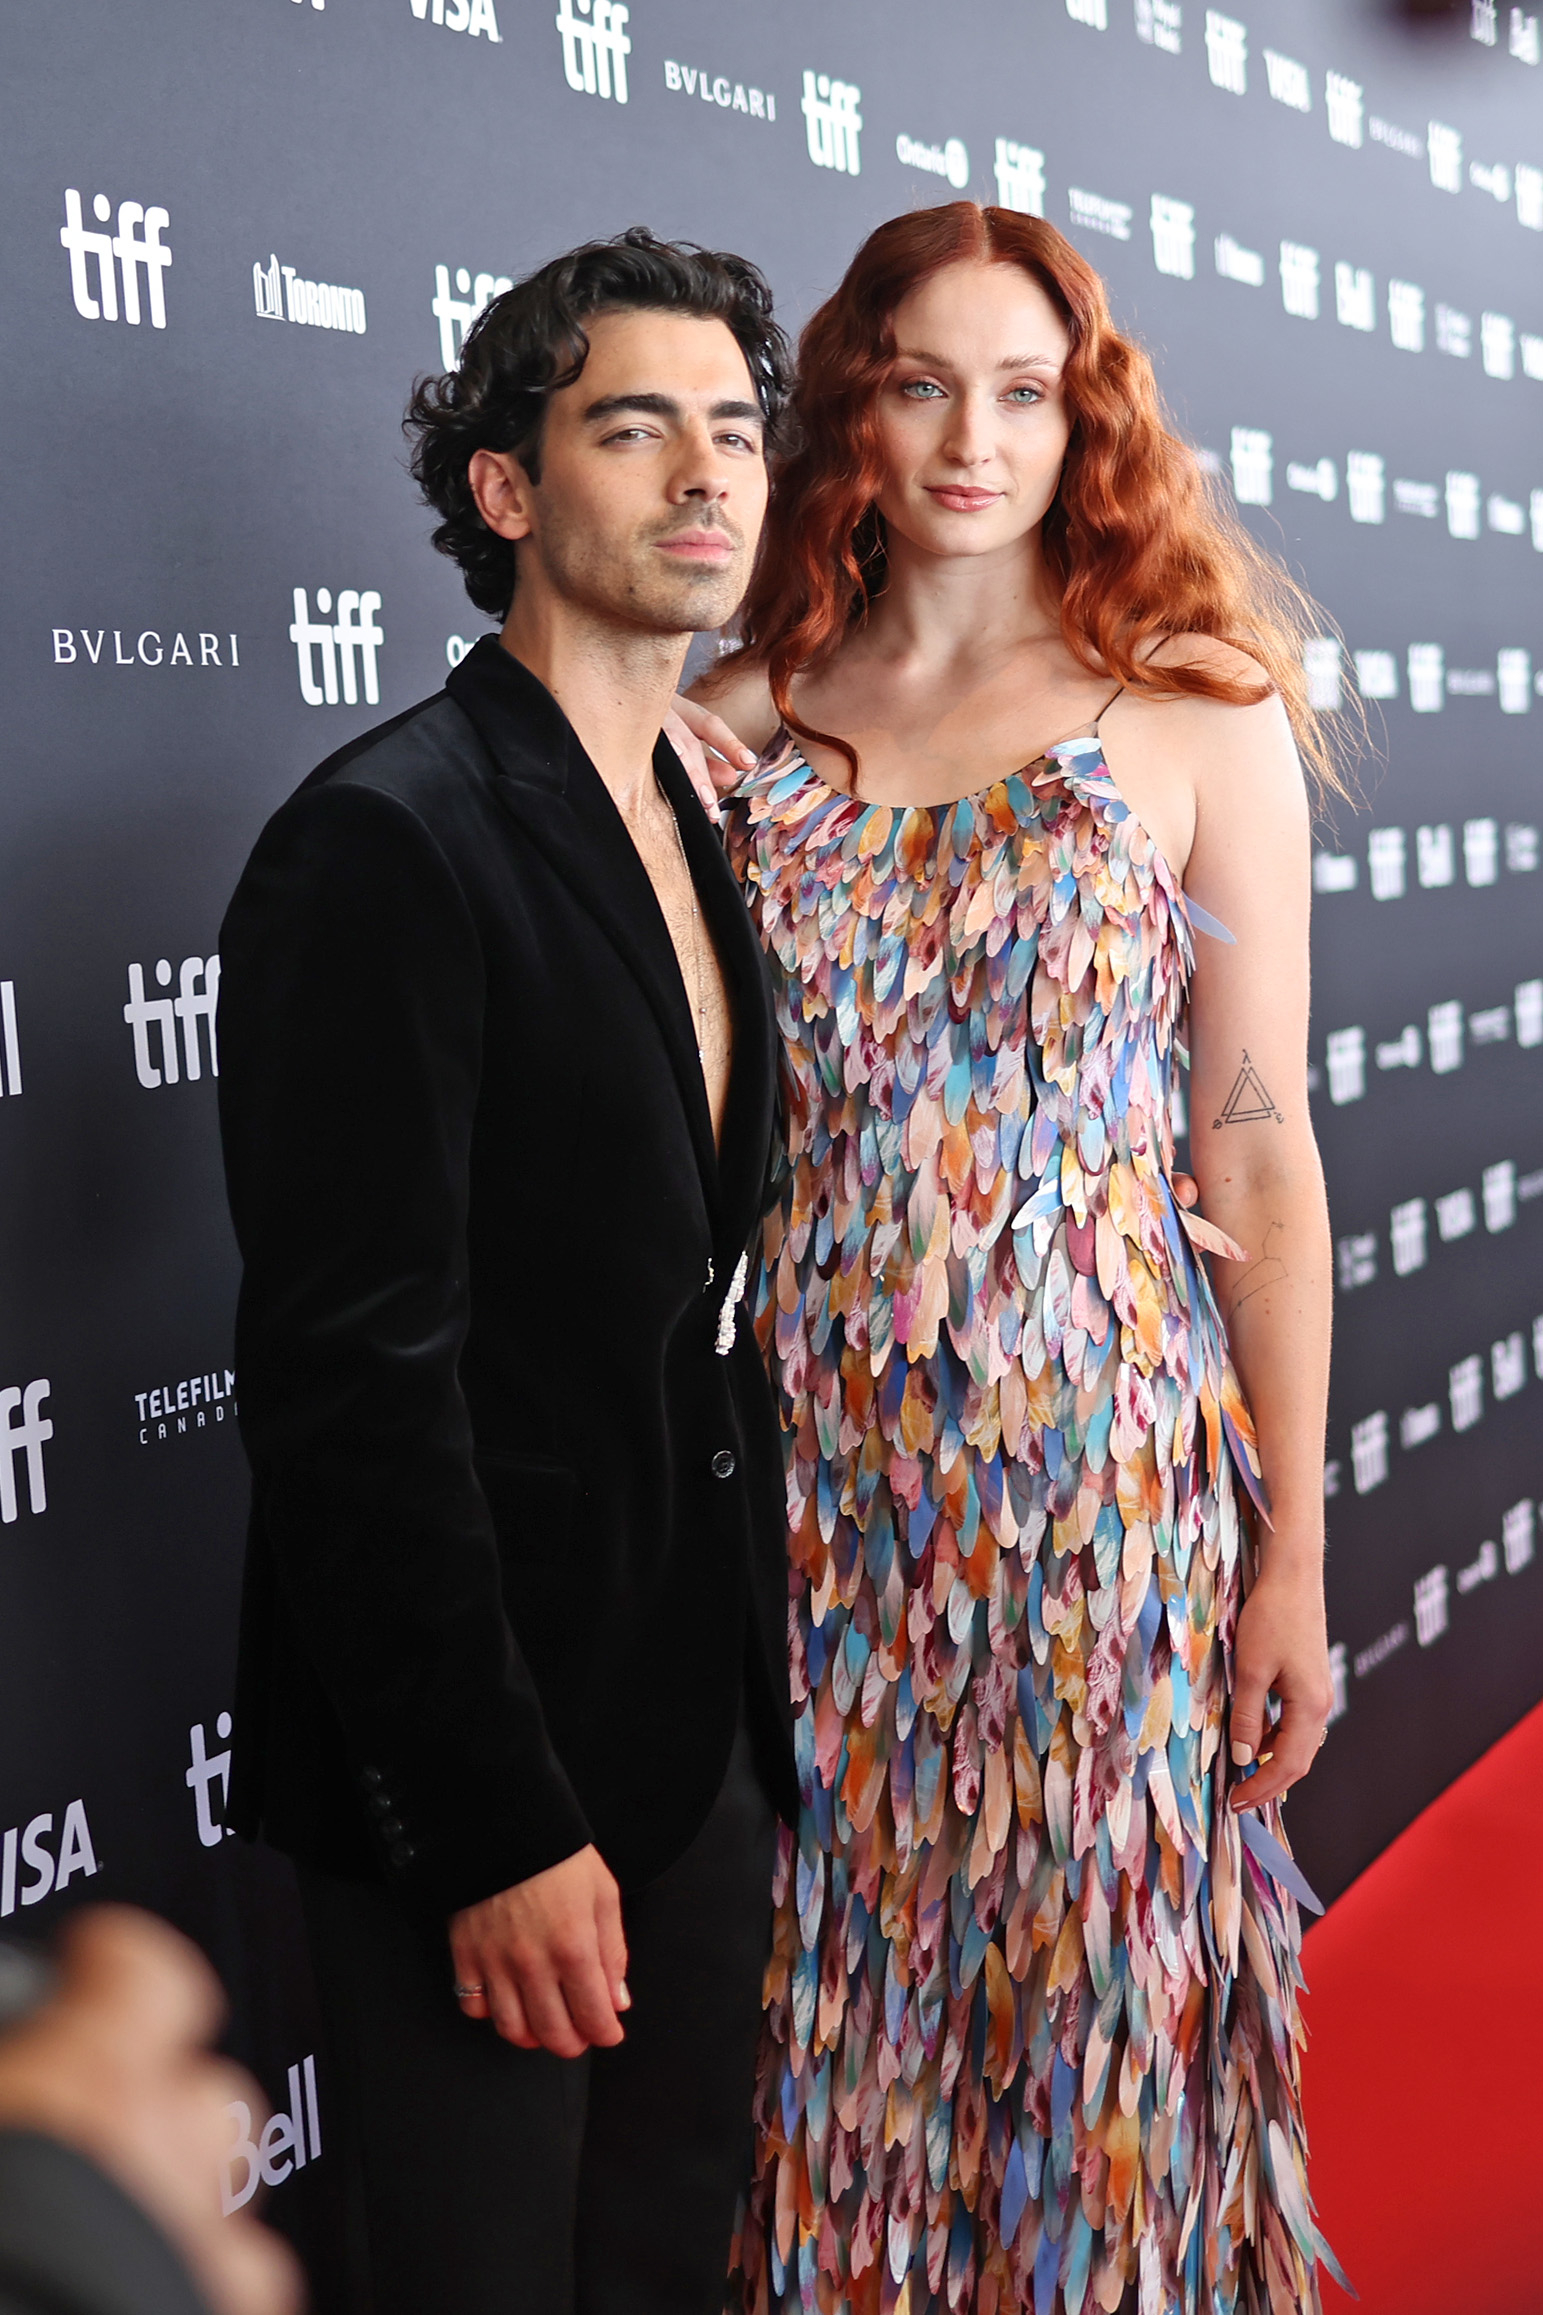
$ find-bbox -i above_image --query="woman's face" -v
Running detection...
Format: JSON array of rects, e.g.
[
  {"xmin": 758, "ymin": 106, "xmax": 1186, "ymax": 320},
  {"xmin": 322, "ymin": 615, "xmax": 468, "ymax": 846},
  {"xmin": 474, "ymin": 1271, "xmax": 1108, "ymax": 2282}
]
[{"xmin": 871, "ymin": 258, "xmax": 1074, "ymax": 565}]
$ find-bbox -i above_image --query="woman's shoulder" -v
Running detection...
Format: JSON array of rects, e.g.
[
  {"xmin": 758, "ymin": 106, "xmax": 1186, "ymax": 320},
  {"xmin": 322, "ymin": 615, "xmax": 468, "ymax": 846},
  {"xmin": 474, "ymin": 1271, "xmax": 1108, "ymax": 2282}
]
[
  {"xmin": 690, "ymin": 654, "xmax": 782, "ymax": 754},
  {"xmin": 1136, "ymin": 631, "xmax": 1273, "ymax": 692}
]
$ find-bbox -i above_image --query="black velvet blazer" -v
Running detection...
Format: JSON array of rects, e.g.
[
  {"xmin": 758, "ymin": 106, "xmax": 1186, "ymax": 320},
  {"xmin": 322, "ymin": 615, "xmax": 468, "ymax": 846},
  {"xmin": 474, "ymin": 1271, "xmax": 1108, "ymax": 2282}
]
[{"xmin": 218, "ymin": 638, "xmax": 795, "ymax": 1920}]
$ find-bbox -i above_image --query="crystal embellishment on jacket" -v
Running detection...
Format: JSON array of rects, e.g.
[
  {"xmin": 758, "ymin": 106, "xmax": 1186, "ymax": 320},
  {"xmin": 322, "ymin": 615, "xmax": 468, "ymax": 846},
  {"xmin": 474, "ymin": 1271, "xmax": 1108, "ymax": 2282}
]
[{"xmin": 726, "ymin": 737, "xmax": 1340, "ymax": 2315}]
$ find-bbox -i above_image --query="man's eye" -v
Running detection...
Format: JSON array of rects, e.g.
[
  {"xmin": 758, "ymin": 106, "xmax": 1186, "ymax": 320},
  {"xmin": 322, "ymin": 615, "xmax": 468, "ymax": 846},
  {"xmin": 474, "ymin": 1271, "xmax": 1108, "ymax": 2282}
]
[{"xmin": 717, "ymin": 432, "xmax": 760, "ymax": 452}]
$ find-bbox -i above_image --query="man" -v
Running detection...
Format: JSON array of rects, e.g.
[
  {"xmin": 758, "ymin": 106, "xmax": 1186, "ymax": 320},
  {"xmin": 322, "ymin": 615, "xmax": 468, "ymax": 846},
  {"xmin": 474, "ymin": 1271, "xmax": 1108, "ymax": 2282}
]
[{"xmin": 216, "ymin": 229, "xmax": 796, "ymax": 2315}]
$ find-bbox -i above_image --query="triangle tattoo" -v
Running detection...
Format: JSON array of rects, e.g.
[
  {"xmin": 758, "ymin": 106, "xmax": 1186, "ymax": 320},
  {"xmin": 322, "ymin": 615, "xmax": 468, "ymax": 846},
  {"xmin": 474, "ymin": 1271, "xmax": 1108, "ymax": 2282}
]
[{"xmin": 1213, "ymin": 1052, "xmax": 1283, "ymax": 1128}]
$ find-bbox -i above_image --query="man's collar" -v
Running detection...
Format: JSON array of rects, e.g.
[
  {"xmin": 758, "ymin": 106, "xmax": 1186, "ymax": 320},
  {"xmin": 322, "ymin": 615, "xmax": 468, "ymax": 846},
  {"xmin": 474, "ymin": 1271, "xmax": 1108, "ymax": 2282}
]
[{"xmin": 444, "ymin": 635, "xmax": 574, "ymax": 789}]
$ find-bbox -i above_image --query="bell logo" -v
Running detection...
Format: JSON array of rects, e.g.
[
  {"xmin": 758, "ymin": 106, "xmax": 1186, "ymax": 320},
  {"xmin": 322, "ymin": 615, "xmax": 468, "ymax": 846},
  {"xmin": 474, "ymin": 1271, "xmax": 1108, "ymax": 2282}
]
[
  {"xmin": 124, "ymin": 958, "xmax": 219, "ymax": 1089},
  {"xmin": 289, "ymin": 589, "xmax": 383, "ymax": 707},
  {"xmin": 60, "ymin": 191, "xmax": 171, "ymax": 328},
  {"xmin": 223, "ymin": 2057, "xmax": 322, "ymax": 2213},
  {"xmin": 556, "ymin": 0, "xmax": 630, "ymax": 99}
]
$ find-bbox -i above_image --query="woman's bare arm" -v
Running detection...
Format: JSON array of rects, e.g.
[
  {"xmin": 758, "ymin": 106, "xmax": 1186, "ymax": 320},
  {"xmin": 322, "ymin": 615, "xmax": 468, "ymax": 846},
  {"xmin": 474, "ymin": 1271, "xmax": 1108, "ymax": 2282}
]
[{"xmin": 1179, "ymin": 681, "xmax": 1336, "ymax": 1815}]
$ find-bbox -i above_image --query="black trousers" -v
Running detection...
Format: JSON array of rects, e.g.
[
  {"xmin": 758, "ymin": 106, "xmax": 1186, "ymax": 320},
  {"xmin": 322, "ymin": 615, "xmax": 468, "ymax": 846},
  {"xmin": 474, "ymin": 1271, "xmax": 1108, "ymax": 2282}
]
[{"xmin": 296, "ymin": 1720, "xmax": 777, "ymax": 2315}]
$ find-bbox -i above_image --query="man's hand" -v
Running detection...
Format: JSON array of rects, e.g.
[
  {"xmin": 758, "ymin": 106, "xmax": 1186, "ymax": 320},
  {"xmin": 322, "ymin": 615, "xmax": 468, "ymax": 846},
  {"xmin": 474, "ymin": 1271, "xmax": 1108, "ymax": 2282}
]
[
  {"xmin": 662, "ymin": 696, "xmax": 757, "ymax": 821},
  {"xmin": 0, "ymin": 1907, "xmax": 300, "ymax": 2315},
  {"xmin": 448, "ymin": 1845, "xmax": 629, "ymax": 2058}
]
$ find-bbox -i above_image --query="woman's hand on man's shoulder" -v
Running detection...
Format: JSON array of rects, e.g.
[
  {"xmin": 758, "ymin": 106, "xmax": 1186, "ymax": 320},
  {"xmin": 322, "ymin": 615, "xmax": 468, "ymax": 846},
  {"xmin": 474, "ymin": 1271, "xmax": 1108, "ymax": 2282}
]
[{"xmin": 665, "ymin": 661, "xmax": 781, "ymax": 817}]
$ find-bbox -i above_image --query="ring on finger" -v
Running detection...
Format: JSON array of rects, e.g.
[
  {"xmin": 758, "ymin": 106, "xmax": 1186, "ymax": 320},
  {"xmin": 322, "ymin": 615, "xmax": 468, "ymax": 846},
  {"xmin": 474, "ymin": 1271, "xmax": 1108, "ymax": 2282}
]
[{"xmin": 453, "ymin": 1982, "xmax": 485, "ymax": 2000}]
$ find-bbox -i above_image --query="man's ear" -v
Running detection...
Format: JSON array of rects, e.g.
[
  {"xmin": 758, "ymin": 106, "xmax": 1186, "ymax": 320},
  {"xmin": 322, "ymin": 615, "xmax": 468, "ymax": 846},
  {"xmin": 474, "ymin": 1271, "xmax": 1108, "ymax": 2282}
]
[{"xmin": 468, "ymin": 448, "xmax": 535, "ymax": 543}]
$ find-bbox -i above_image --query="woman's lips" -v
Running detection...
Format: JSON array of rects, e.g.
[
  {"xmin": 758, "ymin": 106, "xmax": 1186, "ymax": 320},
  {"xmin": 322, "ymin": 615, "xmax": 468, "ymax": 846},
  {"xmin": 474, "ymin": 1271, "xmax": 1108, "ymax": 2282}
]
[{"xmin": 925, "ymin": 486, "xmax": 1003, "ymax": 511}]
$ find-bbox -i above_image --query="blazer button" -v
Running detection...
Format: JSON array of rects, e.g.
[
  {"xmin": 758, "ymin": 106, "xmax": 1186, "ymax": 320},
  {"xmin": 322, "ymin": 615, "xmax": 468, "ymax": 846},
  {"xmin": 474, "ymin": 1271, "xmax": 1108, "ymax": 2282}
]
[
  {"xmin": 361, "ymin": 1766, "xmax": 385, "ymax": 1791},
  {"xmin": 389, "ymin": 1840, "xmax": 416, "ymax": 1868},
  {"xmin": 369, "ymin": 1792, "xmax": 393, "ymax": 1818},
  {"xmin": 380, "ymin": 1817, "xmax": 404, "ymax": 1842},
  {"xmin": 711, "ymin": 1449, "xmax": 737, "ymax": 1479}
]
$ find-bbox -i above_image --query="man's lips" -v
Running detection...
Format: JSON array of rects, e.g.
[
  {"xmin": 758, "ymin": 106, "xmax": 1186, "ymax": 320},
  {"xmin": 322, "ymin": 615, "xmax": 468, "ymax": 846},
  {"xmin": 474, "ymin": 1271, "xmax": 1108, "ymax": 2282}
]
[
  {"xmin": 925, "ymin": 486, "xmax": 1003, "ymax": 511},
  {"xmin": 656, "ymin": 531, "xmax": 738, "ymax": 560}
]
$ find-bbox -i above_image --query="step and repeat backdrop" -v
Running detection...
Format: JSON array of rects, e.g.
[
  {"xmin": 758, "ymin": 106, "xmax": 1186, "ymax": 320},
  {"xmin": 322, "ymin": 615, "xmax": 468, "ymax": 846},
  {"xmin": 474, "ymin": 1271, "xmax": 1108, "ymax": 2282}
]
[{"xmin": 1, "ymin": 0, "xmax": 1539, "ymax": 2276}]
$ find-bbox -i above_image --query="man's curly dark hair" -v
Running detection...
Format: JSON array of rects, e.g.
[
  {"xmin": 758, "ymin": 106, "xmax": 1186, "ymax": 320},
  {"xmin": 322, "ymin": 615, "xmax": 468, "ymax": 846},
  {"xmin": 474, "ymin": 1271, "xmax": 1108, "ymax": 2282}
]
[{"xmin": 404, "ymin": 227, "xmax": 791, "ymax": 620}]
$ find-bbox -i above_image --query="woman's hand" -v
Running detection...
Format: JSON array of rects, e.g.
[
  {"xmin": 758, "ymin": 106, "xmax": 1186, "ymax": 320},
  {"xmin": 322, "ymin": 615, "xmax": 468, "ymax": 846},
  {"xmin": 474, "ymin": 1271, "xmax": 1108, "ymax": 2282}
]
[
  {"xmin": 662, "ymin": 696, "xmax": 758, "ymax": 821},
  {"xmin": 1228, "ymin": 1559, "xmax": 1335, "ymax": 1813}
]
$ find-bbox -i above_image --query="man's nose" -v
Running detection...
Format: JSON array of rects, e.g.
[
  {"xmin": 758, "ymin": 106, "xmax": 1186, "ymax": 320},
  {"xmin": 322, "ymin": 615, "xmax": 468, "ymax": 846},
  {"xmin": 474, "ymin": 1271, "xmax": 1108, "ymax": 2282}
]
[{"xmin": 673, "ymin": 422, "xmax": 733, "ymax": 499}]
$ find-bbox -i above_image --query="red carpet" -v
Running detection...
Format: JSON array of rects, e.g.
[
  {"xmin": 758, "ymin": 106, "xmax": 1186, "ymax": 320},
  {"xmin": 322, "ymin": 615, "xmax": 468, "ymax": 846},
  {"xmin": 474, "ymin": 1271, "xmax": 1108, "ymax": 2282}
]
[{"xmin": 1299, "ymin": 1700, "xmax": 1543, "ymax": 2314}]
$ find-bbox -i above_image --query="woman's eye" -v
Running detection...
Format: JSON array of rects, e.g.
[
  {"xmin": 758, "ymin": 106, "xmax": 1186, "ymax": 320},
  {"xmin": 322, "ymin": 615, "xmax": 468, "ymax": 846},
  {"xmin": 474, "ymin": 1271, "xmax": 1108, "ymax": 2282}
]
[
  {"xmin": 901, "ymin": 379, "xmax": 945, "ymax": 400},
  {"xmin": 1005, "ymin": 386, "xmax": 1043, "ymax": 405}
]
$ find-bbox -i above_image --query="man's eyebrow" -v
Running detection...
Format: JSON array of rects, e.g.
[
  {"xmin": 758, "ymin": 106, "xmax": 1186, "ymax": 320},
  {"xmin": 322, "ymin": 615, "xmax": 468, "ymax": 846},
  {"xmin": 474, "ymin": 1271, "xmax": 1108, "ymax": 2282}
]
[{"xmin": 581, "ymin": 392, "xmax": 765, "ymax": 425}]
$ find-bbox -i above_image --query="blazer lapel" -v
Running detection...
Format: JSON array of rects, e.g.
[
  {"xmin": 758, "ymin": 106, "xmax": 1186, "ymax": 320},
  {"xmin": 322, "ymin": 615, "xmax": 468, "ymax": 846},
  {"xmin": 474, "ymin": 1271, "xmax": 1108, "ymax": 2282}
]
[
  {"xmin": 654, "ymin": 740, "xmax": 777, "ymax": 1263},
  {"xmin": 447, "ymin": 640, "xmax": 723, "ymax": 1211}
]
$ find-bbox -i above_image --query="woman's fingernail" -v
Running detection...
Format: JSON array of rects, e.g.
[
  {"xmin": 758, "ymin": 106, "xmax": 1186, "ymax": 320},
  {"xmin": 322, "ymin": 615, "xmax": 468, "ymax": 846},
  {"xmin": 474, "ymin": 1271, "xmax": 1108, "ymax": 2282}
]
[
  {"xmin": 739, "ymin": 750, "xmax": 756, "ymax": 767},
  {"xmin": 1231, "ymin": 1741, "xmax": 1253, "ymax": 1766},
  {"xmin": 1257, "ymin": 1749, "xmax": 1275, "ymax": 1766},
  {"xmin": 617, "ymin": 1982, "xmax": 632, "ymax": 2010}
]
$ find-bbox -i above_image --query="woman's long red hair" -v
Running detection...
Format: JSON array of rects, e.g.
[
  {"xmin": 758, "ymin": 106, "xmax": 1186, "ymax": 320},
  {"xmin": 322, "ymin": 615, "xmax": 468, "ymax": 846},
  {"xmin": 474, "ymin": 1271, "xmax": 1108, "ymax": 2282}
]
[{"xmin": 718, "ymin": 203, "xmax": 1353, "ymax": 796}]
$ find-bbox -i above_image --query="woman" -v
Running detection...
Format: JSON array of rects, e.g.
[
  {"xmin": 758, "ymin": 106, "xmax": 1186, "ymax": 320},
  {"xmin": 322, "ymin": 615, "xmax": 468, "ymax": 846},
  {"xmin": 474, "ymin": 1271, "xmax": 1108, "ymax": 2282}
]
[{"xmin": 679, "ymin": 202, "xmax": 1345, "ymax": 2315}]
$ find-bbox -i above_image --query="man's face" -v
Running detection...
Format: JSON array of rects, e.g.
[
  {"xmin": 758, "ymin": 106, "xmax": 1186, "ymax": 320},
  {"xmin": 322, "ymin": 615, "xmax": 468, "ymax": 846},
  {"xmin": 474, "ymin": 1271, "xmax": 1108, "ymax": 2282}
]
[{"xmin": 494, "ymin": 308, "xmax": 769, "ymax": 637}]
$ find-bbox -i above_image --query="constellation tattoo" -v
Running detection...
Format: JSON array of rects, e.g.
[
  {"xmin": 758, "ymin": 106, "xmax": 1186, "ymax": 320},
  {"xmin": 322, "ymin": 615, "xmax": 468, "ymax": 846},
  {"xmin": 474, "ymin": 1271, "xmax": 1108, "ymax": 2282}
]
[
  {"xmin": 1212, "ymin": 1051, "xmax": 1283, "ymax": 1129},
  {"xmin": 1231, "ymin": 1219, "xmax": 1288, "ymax": 1310}
]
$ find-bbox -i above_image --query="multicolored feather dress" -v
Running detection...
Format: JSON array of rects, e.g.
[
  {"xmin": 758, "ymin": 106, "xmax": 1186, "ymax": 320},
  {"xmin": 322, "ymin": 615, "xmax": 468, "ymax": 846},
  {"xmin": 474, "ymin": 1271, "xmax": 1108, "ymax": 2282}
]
[{"xmin": 725, "ymin": 736, "xmax": 1339, "ymax": 2315}]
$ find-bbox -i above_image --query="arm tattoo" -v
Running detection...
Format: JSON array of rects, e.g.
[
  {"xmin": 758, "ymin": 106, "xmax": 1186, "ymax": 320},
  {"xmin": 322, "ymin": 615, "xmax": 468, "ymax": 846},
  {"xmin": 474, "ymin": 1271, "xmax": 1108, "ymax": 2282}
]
[
  {"xmin": 1231, "ymin": 1219, "xmax": 1288, "ymax": 1310},
  {"xmin": 1213, "ymin": 1051, "xmax": 1283, "ymax": 1129}
]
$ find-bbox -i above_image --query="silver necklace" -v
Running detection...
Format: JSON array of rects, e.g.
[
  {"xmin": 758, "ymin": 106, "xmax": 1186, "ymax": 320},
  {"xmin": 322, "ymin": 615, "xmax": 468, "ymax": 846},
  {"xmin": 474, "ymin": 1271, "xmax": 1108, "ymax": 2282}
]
[{"xmin": 658, "ymin": 783, "xmax": 708, "ymax": 1061}]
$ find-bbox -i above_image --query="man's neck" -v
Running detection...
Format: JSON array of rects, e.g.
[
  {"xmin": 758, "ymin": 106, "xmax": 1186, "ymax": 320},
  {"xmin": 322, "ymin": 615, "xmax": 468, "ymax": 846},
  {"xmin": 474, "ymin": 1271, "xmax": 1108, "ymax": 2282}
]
[{"xmin": 498, "ymin": 597, "xmax": 688, "ymax": 820}]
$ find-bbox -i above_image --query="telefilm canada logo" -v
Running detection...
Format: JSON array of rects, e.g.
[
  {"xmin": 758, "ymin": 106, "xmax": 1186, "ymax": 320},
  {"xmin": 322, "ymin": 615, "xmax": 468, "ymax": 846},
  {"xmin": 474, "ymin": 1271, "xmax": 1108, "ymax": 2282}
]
[
  {"xmin": 289, "ymin": 589, "xmax": 384, "ymax": 707},
  {"xmin": 136, "ymin": 1365, "xmax": 236, "ymax": 1448},
  {"xmin": 253, "ymin": 255, "xmax": 366, "ymax": 336},
  {"xmin": 60, "ymin": 190, "xmax": 171, "ymax": 326}
]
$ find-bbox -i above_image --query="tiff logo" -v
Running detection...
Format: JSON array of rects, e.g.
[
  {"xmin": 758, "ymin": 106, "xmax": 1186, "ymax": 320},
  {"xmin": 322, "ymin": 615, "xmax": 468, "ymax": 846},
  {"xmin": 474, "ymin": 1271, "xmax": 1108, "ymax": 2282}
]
[
  {"xmin": 60, "ymin": 190, "xmax": 172, "ymax": 328},
  {"xmin": 187, "ymin": 1715, "xmax": 235, "ymax": 1846},
  {"xmin": 411, "ymin": 0, "xmax": 500, "ymax": 35},
  {"xmin": 0, "ymin": 984, "xmax": 20, "ymax": 1101},
  {"xmin": 0, "ymin": 1384, "xmax": 51, "ymax": 1524},
  {"xmin": 290, "ymin": 589, "xmax": 383, "ymax": 707},
  {"xmin": 124, "ymin": 958, "xmax": 219, "ymax": 1089},
  {"xmin": 432, "ymin": 266, "xmax": 512, "ymax": 369},
  {"xmin": 556, "ymin": 0, "xmax": 627, "ymax": 97},
  {"xmin": 994, "ymin": 141, "xmax": 1045, "ymax": 217},
  {"xmin": 802, "ymin": 72, "xmax": 862, "ymax": 174}
]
